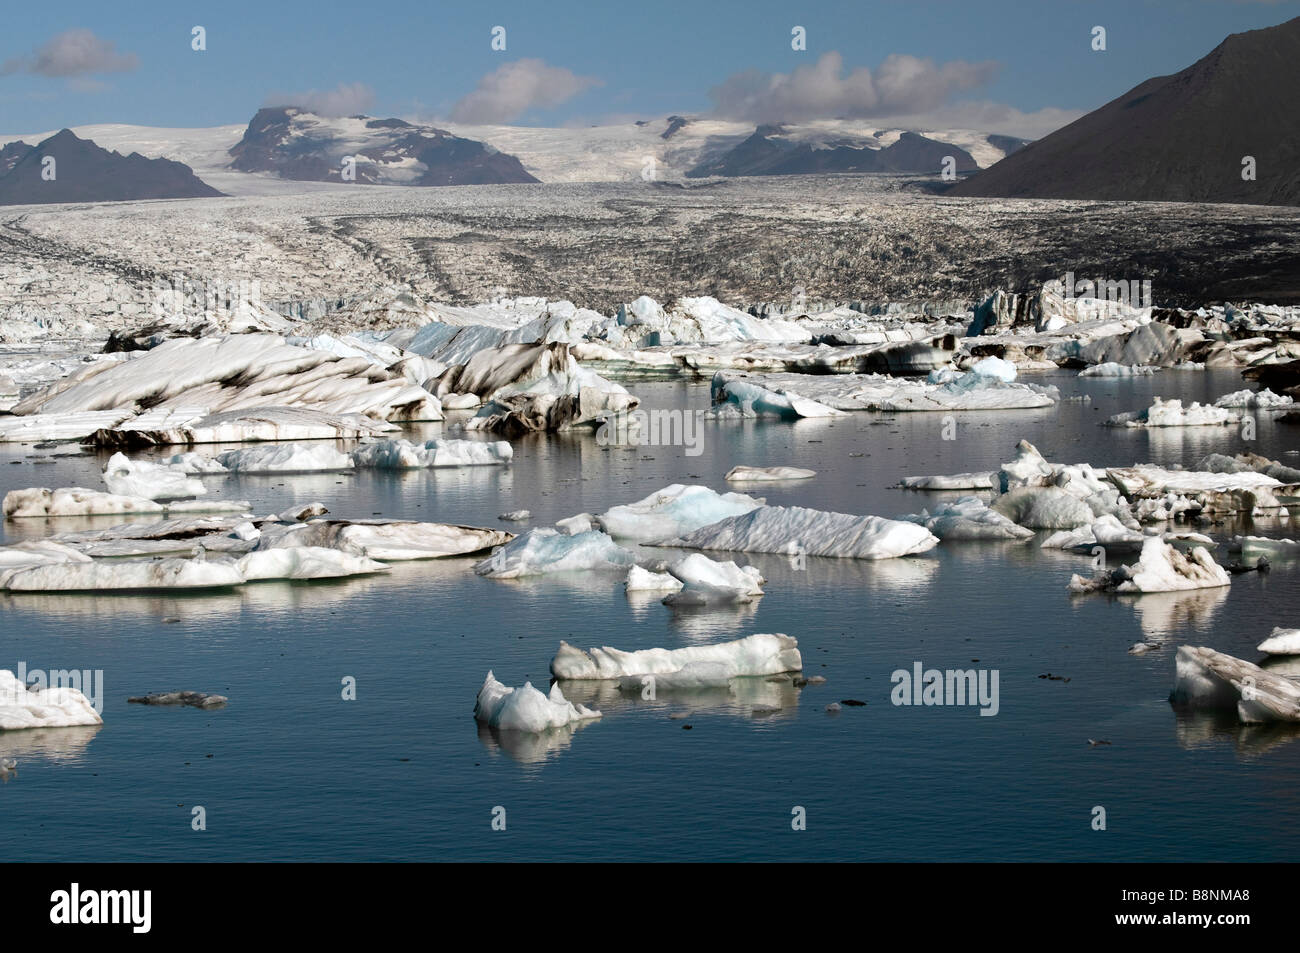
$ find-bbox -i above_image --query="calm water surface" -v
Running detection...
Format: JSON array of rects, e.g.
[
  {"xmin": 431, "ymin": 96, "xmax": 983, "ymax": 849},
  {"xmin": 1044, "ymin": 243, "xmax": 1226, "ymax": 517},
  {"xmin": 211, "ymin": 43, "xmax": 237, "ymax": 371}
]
[{"xmin": 1, "ymin": 368, "xmax": 1297, "ymax": 861}]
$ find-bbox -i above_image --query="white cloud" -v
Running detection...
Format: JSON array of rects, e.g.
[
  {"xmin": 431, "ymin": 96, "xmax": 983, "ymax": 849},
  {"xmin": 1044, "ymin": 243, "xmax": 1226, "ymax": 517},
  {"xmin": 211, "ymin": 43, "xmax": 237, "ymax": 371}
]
[
  {"xmin": 266, "ymin": 82, "xmax": 376, "ymax": 117},
  {"xmin": 1, "ymin": 29, "xmax": 139, "ymax": 78},
  {"xmin": 451, "ymin": 59, "xmax": 602, "ymax": 123},
  {"xmin": 708, "ymin": 51, "xmax": 1001, "ymax": 123}
]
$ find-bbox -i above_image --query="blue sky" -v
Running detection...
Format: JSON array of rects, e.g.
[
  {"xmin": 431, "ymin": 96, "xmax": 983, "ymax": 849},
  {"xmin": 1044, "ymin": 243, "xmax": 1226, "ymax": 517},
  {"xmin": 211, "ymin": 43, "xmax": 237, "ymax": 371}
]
[{"xmin": 1, "ymin": 0, "xmax": 1296, "ymax": 135}]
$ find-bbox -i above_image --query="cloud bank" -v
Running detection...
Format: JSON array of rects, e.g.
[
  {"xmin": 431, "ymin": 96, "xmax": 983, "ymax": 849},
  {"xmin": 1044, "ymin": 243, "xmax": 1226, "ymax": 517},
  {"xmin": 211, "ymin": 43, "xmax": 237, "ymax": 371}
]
[
  {"xmin": 2, "ymin": 29, "xmax": 139, "ymax": 78},
  {"xmin": 451, "ymin": 59, "xmax": 601, "ymax": 123},
  {"xmin": 266, "ymin": 82, "xmax": 376, "ymax": 118},
  {"xmin": 708, "ymin": 51, "xmax": 1001, "ymax": 123}
]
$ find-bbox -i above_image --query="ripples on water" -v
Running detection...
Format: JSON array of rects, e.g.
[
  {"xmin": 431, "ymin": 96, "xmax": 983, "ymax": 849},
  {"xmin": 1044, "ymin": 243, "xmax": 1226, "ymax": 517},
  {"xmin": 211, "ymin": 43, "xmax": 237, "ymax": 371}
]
[{"xmin": 1, "ymin": 368, "xmax": 1297, "ymax": 860}]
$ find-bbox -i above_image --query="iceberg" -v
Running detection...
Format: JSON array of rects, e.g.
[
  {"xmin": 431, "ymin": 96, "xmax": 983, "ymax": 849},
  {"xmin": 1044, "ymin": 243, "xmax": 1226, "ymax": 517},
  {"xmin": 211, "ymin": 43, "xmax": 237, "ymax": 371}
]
[
  {"xmin": 3, "ymin": 555, "xmax": 247, "ymax": 592},
  {"xmin": 102, "ymin": 452, "xmax": 208, "ymax": 501},
  {"xmin": 990, "ymin": 486, "xmax": 1095, "ymax": 530},
  {"xmin": 236, "ymin": 547, "xmax": 389, "ymax": 581},
  {"xmin": 661, "ymin": 505, "xmax": 939, "ymax": 560},
  {"xmin": 1104, "ymin": 398, "xmax": 1238, "ymax": 428},
  {"xmin": 551, "ymin": 633, "xmax": 803, "ymax": 684},
  {"xmin": 661, "ymin": 552, "xmax": 765, "ymax": 606},
  {"xmin": 258, "ymin": 519, "xmax": 511, "ymax": 561},
  {"xmin": 1213, "ymin": 388, "xmax": 1293, "ymax": 409},
  {"xmin": 350, "ymin": 438, "xmax": 512, "ymax": 468},
  {"xmin": 467, "ymin": 356, "xmax": 638, "ymax": 433},
  {"xmin": 0, "ymin": 670, "xmax": 103, "ymax": 730},
  {"xmin": 3, "ymin": 487, "xmax": 249, "ymax": 519},
  {"xmin": 13, "ymin": 334, "xmax": 442, "ymax": 424},
  {"xmin": 96, "ymin": 406, "xmax": 401, "ymax": 446},
  {"xmin": 895, "ymin": 472, "xmax": 995, "ymax": 491},
  {"xmin": 901, "ymin": 496, "xmax": 1034, "ymax": 541},
  {"xmin": 709, "ymin": 375, "xmax": 846, "ymax": 419},
  {"xmin": 217, "ymin": 444, "xmax": 355, "ymax": 473},
  {"xmin": 1258, "ymin": 628, "xmax": 1300, "ymax": 656},
  {"xmin": 1171, "ymin": 646, "xmax": 1300, "ymax": 723},
  {"xmin": 1078, "ymin": 363, "xmax": 1157, "ymax": 378},
  {"xmin": 473, "ymin": 672, "xmax": 601, "ymax": 732},
  {"xmin": 625, "ymin": 565, "xmax": 684, "ymax": 592},
  {"xmin": 1068, "ymin": 537, "xmax": 1230, "ymax": 594},
  {"xmin": 595, "ymin": 484, "xmax": 764, "ymax": 542},
  {"xmin": 0, "ymin": 410, "xmax": 133, "ymax": 444},
  {"xmin": 724, "ymin": 465, "xmax": 816, "ymax": 482},
  {"xmin": 474, "ymin": 528, "xmax": 635, "ymax": 578},
  {"xmin": 1107, "ymin": 465, "xmax": 1295, "ymax": 512}
]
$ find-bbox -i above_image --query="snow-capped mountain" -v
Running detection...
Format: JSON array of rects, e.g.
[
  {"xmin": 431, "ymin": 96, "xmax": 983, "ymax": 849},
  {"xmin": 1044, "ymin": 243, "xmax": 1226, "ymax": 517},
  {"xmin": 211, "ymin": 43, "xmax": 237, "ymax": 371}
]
[
  {"xmin": 228, "ymin": 107, "xmax": 539, "ymax": 186},
  {"xmin": 0, "ymin": 113, "xmax": 1032, "ymax": 198}
]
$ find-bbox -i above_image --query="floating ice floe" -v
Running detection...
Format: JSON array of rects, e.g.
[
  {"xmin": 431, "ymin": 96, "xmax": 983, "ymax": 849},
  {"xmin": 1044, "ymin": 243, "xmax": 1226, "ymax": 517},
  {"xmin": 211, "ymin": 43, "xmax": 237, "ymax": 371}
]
[
  {"xmin": 350, "ymin": 437, "xmax": 512, "ymax": 468},
  {"xmin": 3, "ymin": 556, "xmax": 247, "ymax": 592},
  {"xmin": 0, "ymin": 540, "xmax": 91, "ymax": 587},
  {"xmin": 102, "ymin": 453, "xmax": 208, "ymax": 501},
  {"xmin": 895, "ymin": 472, "xmax": 995, "ymax": 490},
  {"xmin": 1078, "ymin": 363, "xmax": 1157, "ymax": 378},
  {"xmin": 12, "ymin": 335, "xmax": 442, "ymax": 427},
  {"xmin": 0, "ymin": 410, "xmax": 134, "ymax": 444},
  {"xmin": 967, "ymin": 356, "xmax": 1018, "ymax": 382},
  {"xmin": 466, "ymin": 355, "xmax": 638, "ymax": 433},
  {"xmin": 1107, "ymin": 465, "xmax": 1296, "ymax": 512},
  {"xmin": 1040, "ymin": 516, "xmax": 1147, "ymax": 553},
  {"xmin": 1213, "ymin": 388, "xmax": 1293, "ymax": 409},
  {"xmin": 236, "ymin": 547, "xmax": 389, "ymax": 581},
  {"xmin": 708, "ymin": 375, "xmax": 845, "ymax": 419},
  {"xmin": 661, "ymin": 505, "xmax": 939, "ymax": 560},
  {"xmin": 991, "ymin": 487, "xmax": 1095, "ymax": 530},
  {"xmin": 1068, "ymin": 537, "xmax": 1230, "ymax": 594},
  {"xmin": 625, "ymin": 565, "xmax": 684, "ymax": 592},
  {"xmin": 1104, "ymin": 398, "xmax": 1238, "ymax": 428},
  {"xmin": 0, "ymin": 670, "xmax": 103, "ymax": 730},
  {"xmin": 1231, "ymin": 536, "xmax": 1300, "ymax": 559},
  {"xmin": 724, "ymin": 465, "xmax": 816, "ymax": 482},
  {"xmin": 474, "ymin": 672, "xmax": 601, "ymax": 733},
  {"xmin": 551, "ymin": 633, "xmax": 803, "ymax": 687},
  {"xmin": 258, "ymin": 519, "xmax": 512, "ymax": 561},
  {"xmin": 708, "ymin": 368, "xmax": 1057, "ymax": 417},
  {"xmin": 660, "ymin": 553, "xmax": 765, "ymax": 606},
  {"xmin": 1257, "ymin": 628, "xmax": 1300, "ymax": 656},
  {"xmin": 554, "ymin": 513, "xmax": 592, "ymax": 535},
  {"xmin": 1171, "ymin": 646, "xmax": 1300, "ymax": 723},
  {"xmin": 900, "ymin": 496, "xmax": 1034, "ymax": 541},
  {"xmin": 96, "ymin": 406, "xmax": 401, "ymax": 446},
  {"xmin": 499, "ymin": 510, "xmax": 531, "ymax": 522},
  {"xmin": 3, "ymin": 487, "xmax": 251, "ymax": 519},
  {"xmin": 474, "ymin": 528, "xmax": 635, "ymax": 578},
  {"xmin": 1196, "ymin": 451, "xmax": 1300, "ymax": 485},
  {"xmin": 217, "ymin": 444, "xmax": 355, "ymax": 473},
  {"xmin": 595, "ymin": 484, "xmax": 763, "ymax": 542}
]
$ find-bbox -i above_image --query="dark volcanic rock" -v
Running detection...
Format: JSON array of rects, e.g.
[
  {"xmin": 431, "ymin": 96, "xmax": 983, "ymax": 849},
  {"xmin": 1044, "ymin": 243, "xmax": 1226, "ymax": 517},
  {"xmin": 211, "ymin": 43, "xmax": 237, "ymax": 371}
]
[
  {"xmin": 0, "ymin": 130, "xmax": 224, "ymax": 205},
  {"xmin": 0, "ymin": 141, "xmax": 34, "ymax": 176},
  {"xmin": 688, "ymin": 127, "xmax": 978, "ymax": 178},
  {"xmin": 229, "ymin": 107, "xmax": 540, "ymax": 186},
  {"xmin": 953, "ymin": 17, "xmax": 1300, "ymax": 206}
]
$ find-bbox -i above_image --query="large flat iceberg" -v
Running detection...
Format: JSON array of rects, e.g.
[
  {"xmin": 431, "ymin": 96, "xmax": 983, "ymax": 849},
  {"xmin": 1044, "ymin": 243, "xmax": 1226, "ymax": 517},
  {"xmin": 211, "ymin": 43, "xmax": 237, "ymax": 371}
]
[
  {"xmin": 661, "ymin": 505, "xmax": 939, "ymax": 560},
  {"xmin": 551, "ymin": 633, "xmax": 803, "ymax": 685}
]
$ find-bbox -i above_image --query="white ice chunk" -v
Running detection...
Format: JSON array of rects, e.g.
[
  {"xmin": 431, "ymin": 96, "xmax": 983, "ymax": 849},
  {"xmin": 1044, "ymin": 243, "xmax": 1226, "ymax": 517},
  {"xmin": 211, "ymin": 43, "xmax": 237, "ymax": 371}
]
[
  {"xmin": 1258, "ymin": 628, "xmax": 1300, "ymax": 656},
  {"xmin": 595, "ymin": 483, "xmax": 763, "ymax": 542},
  {"xmin": 663, "ymin": 505, "xmax": 939, "ymax": 560},
  {"xmin": 0, "ymin": 670, "xmax": 103, "ymax": 729},
  {"xmin": 551, "ymin": 633, "xmax": 803, "ymax": 683},
  {"xmin": 102, "ymin": 452, "xmax": 207, "ymax": 501},
  {"xmin": 350, "ymin": 437, "xmax": 512, "ymax": 468},
  {"xmin": 625, "ymin": 565, "xmax": 684, "ymax": 592},
  {"xmin": 236, "ymin": 547, "xmax": 388, "ymax": 580},
  {"xmin": 724, "ymin": 465, "xmax": 816, "ymax": 482},
  {"xmin": 474, "ymin": 672, "xmax": 601, "ymax": 732},
  {"xmin": 217, "ymin": 443, "xmax": 355, "ymax": 473},
  {"xmin": 474, "ymin": 528, "xmax": 635, "ymax": 578}
]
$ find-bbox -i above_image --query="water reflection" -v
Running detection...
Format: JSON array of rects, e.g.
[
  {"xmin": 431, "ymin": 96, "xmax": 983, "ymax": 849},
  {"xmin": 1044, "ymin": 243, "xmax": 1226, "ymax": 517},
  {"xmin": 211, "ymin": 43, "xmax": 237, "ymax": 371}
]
[
  {"xmin": 0, "ymin": 724, "xmax": 101, "ymax": 764},
  {"xmin": 1173, "ymin": 709, "xmax": 1300, "ymax": 760}
]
